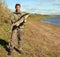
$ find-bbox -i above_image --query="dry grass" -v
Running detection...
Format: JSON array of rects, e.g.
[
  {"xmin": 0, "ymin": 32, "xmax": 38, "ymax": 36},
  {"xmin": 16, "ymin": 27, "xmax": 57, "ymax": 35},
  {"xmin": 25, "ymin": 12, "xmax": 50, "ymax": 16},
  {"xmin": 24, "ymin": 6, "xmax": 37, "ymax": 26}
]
[
  {"xmin": 0, "ymin": 14, "xmax": 60, "ymax": 57},
  {"xmin": 0, "ymin": 1, "xmax": 60, "ymax": 57}
]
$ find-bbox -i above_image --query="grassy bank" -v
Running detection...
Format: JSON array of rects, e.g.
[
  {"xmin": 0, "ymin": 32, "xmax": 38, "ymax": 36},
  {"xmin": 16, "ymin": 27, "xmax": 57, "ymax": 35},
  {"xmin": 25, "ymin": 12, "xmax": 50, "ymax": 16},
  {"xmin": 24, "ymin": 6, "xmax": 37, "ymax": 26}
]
[{"xmin": 0, "ymin": 14, "xmax": 60, "ymax": 57}]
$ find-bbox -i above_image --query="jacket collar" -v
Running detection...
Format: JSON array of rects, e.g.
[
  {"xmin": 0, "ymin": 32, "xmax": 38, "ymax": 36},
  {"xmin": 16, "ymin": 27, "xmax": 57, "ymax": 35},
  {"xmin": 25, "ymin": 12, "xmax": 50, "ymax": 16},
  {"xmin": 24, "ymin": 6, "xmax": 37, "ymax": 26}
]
[{"xmin": 13, "ymin": 12, "xmax": 21, "ymax": 14}]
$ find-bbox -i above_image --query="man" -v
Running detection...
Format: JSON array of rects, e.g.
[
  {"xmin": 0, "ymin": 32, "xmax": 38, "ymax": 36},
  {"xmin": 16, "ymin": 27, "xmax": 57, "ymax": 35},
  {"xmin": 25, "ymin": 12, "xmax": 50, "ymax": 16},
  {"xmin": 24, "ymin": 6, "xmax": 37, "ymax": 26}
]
[{"xmin": 9, "ymin": 4, "xmax": 27, "ymax": 55}]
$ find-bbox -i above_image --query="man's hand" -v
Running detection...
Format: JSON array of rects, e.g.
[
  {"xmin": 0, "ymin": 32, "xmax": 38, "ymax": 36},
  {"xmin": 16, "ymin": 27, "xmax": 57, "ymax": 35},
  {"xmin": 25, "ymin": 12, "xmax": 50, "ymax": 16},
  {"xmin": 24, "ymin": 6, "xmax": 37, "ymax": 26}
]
[
  {"xmin": 23, "ymin": 14, "xmax": 30, "ymax": 22},
  {"xmin": 12, "ymin": 23, "xmax": 16, "ymax": 26}
]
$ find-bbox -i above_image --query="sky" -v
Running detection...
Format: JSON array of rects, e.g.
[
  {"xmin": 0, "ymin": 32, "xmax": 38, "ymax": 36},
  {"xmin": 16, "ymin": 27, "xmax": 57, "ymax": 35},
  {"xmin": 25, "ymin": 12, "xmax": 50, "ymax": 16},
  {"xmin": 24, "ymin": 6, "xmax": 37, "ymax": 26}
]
[{"xmin": 4, "ymin": 0, "xmax": 60, "ymax": 15}]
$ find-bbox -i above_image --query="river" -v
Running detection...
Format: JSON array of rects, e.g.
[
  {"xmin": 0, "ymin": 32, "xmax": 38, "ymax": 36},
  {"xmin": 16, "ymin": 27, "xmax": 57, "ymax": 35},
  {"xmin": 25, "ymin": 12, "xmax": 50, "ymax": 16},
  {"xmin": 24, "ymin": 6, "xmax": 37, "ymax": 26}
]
[{"xmin": 41, "ymin": 16, "xmax": 60, "ymax": 26}]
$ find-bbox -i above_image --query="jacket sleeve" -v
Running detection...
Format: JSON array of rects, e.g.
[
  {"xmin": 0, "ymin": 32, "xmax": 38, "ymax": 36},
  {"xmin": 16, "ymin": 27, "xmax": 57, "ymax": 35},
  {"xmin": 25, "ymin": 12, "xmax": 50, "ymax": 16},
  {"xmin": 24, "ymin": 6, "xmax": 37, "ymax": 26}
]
[{"xmin": 10, "ymin": 13, "xmax": 16, "ymax": 24}]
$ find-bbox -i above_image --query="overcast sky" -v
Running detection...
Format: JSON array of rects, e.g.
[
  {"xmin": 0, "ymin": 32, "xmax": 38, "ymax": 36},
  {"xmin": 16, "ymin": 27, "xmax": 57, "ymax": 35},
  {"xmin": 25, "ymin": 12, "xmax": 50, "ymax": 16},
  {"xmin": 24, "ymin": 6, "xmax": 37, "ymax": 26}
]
[{"xmin": 4, "ymin": 0, "xmax": 60, "ymax": 15}]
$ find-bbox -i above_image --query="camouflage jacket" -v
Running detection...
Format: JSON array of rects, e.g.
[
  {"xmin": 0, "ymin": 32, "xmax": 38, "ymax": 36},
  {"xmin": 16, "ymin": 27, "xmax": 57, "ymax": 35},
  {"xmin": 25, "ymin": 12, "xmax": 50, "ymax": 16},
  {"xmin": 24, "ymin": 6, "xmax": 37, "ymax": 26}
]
[{"xmin": 10, "ymin": 12, "xmax": 25, "ymax": 28}]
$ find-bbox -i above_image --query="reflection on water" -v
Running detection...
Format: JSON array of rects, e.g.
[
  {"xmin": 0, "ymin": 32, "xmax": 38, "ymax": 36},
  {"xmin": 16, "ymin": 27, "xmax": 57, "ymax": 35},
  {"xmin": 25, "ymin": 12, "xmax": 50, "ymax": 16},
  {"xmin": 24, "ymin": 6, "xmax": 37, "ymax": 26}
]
[{"xmin": 41, "ymin": 16, "xmax": 60, "ymax": 26}]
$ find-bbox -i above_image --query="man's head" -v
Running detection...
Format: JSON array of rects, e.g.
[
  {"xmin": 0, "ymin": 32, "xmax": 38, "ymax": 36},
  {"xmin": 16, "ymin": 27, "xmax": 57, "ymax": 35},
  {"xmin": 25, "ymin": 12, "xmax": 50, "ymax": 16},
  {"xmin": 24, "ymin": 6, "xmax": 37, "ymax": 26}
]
[{"xmin": 15, "ymin": 4, "xmax": 21, "ymax": 12}]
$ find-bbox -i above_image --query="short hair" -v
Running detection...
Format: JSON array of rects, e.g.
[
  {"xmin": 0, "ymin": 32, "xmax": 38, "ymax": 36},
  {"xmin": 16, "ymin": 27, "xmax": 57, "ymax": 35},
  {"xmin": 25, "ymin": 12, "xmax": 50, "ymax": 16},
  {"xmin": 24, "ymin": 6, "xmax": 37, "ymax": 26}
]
[{"xmin": 15, "ymin": 4, "xmax": 21, "ymax": 8}]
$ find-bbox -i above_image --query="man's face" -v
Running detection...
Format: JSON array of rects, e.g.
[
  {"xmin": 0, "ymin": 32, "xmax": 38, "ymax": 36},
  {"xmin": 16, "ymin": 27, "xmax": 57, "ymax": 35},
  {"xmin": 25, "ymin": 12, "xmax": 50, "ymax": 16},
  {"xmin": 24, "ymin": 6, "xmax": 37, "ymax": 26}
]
[{"xmin": 15, "ymin": 5, "xmax": 20, "ymax": 11}]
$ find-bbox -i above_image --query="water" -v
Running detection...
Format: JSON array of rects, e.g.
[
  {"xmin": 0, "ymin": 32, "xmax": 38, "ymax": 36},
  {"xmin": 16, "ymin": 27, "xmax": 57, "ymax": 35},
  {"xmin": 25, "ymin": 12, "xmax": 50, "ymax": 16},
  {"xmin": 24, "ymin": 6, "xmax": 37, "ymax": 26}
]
[{"xmin": 41, "ymin": 16, "xmax": 60, "ymax": 26}]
